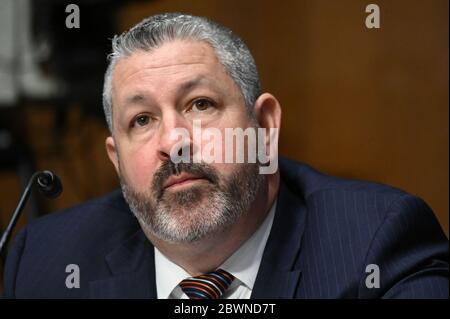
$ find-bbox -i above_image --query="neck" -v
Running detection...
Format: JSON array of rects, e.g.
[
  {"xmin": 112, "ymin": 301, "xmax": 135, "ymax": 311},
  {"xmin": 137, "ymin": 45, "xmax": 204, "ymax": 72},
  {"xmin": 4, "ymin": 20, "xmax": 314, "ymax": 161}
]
[{"xmin": 142, "ymin": 172, "xmax": 280, "ymax": 276}]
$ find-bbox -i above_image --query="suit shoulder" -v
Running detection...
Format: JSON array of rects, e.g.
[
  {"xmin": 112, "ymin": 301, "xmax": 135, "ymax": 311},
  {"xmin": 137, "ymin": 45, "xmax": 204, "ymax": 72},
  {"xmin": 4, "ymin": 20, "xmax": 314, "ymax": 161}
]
[
  {"xmin": 279, "ymin": 159, "xmax": 448, "ymax": 298},
  {"xmin": 279, "ymin": 157, "xmax": 421, "ymax": 227},
  {"xmin": 30, "ymin": 189, "xmax": 128, "ymax": 222},
  {"xmin": 4, "ymin": 190, "xmax": 141, "ymax": 298},
  {"xmin": 23, "ymin": 189, "xmax": 138, "ymax": 244},
  {"xmin": 280, "ymin": 157, "xmax": 407, "ymax": 200}
]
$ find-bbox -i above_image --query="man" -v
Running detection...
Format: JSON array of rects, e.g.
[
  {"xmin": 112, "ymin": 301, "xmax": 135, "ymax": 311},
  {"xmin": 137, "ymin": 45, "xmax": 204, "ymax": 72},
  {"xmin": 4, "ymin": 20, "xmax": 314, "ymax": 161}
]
[{"xmin": 2, "ymin": 13, "xmax": 448, "ymax": 298}]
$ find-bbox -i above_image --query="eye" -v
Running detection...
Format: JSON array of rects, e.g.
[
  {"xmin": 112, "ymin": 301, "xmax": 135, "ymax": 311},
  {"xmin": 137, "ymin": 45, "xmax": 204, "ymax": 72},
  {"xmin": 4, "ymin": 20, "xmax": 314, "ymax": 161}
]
[
  {"xmin": 191, "ymin": 98, "xmax": 215, "ymax": 112},
  {"xmin": 131, "ymin": 114, "xmax": 150, "ymax": 128}
]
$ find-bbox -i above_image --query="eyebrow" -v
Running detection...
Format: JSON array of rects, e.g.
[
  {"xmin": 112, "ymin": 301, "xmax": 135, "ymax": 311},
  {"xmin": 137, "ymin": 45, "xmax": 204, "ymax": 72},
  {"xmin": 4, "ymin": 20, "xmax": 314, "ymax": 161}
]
[
  {"xmin": 122, "ymin": 75, "xmax": 218, "ymax": 107},
  {"xmin": 124, "ymin": 94, "xmax": 148, "ymax": 106},
  {"xmin": 178, "ymin": 75, "xmax": 213, "ymax": 94}
]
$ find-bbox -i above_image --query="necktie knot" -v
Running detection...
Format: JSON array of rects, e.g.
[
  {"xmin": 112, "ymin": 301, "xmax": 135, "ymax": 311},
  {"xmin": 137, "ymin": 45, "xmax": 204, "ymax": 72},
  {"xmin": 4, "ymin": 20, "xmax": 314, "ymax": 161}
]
[{"xmin": 179, "ymin": 268, "xmax": 235, "ymax": 299}]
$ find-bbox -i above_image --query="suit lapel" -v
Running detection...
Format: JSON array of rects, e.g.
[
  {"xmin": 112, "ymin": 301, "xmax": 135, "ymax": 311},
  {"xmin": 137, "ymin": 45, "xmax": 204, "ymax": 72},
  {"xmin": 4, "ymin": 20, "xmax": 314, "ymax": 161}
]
[
  {"xmin": 89, "ymin": 230, "xmax": 157, "ymax": 298},
  {"xmin": 251, "ymin": 181, "xmax": 307, "ymax": 299}
]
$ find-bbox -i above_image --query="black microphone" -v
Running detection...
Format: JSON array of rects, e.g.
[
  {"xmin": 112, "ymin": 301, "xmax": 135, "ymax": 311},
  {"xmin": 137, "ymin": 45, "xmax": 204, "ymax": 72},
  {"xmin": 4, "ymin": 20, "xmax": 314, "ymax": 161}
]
[
  {"xmin": 0, "ymin": 170, "xmax": 63, "ymax": 256},
  {"xmin": 36, "ymin": 170, "xmax": 63, "ymax": 199}
]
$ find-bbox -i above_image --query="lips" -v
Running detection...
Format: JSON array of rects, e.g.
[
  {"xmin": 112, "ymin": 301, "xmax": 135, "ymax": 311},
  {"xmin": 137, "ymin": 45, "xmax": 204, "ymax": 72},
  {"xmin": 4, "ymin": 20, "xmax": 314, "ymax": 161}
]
[{"xmin": 163, "ymin": 173, "xmax": 207, "ymax": 189}]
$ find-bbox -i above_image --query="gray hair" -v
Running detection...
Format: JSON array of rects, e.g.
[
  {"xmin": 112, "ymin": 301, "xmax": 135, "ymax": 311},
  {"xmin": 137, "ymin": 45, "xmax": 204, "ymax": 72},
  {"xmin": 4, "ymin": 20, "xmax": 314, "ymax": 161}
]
[{"xmin": 102, "ymin": 13, "xmax": 261, "ymax": 132}]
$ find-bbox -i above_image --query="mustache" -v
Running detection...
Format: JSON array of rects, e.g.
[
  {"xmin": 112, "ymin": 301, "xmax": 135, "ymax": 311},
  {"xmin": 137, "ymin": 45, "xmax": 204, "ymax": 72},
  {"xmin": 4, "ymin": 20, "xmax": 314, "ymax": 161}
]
[{"xmin": 152, "ymin": 161, "xmax": 220, "ymax": 199}]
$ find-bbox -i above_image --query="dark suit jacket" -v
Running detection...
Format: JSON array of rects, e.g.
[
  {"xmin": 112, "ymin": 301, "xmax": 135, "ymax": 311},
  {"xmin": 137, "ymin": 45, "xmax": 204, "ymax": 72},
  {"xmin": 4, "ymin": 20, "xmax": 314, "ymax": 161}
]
[{"xmin": 2, "ymin": 158, "xmax": 448, "ymax": 298}]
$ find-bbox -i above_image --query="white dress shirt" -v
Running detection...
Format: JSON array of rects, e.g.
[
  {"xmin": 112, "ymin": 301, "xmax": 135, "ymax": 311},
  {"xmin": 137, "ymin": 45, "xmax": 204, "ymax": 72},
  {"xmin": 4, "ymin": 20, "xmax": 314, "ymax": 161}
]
[{"xmin": 154, "ymin": 200, "xmax": 277, "ymax": 299}]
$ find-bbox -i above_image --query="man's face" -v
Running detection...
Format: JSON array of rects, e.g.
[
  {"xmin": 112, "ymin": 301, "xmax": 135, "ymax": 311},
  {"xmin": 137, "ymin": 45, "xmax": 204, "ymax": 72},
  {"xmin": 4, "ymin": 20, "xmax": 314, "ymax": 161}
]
[{"xmin": 106, "ymin": 40, "xmax": 264, "ymax": 242}]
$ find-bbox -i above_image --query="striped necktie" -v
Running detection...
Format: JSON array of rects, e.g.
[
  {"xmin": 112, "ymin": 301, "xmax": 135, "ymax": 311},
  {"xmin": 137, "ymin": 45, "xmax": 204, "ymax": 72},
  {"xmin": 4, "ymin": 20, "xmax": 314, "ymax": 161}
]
[{"xmin": 179, "ymin": 269, "xmax": 235, "ymax": 299}]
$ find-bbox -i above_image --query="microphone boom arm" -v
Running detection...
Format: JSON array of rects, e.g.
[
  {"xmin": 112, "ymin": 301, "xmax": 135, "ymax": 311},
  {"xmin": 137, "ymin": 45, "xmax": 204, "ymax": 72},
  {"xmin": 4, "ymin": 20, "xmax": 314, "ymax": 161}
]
[{"xmin": 0, "ymin": 171, "xmax": 62, "ymax": 256}]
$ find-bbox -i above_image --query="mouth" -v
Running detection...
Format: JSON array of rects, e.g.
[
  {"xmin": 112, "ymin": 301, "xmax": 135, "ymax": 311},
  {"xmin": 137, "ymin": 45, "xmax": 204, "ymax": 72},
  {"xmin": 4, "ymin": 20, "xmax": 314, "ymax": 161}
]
[{"xmin": 163, "ymin": 173, "xmax": 209, "ymax": 190}]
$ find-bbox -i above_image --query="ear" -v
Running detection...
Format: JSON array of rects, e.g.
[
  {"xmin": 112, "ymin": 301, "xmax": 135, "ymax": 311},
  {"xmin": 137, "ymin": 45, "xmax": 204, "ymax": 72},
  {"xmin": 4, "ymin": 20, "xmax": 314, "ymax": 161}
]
[
  {"xmin": 253, "ymin": 92, "xmax": 282, "ymax": 131},
  {"xmin": 253, "ymin": 93, "xmax": 282, "ymax": 175},
  {"xmin": 105, "ymin": 136, "xmax": 120, "ymax": 174}
]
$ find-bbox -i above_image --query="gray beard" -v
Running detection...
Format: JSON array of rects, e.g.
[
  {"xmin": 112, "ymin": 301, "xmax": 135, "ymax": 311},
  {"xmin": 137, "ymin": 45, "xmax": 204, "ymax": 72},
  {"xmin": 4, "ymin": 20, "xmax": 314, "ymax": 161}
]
[{"xmin": 120, "ymin": 162, "xmax": 264, "ymax": 243}]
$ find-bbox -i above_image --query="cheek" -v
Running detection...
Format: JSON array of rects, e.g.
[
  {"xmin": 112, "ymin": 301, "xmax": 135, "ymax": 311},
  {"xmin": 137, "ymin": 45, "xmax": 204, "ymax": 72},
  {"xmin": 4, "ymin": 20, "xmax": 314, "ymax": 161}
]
[
  {"xmin": 198, "ymin": 124, "xmax": 253, "ymax": 180},
  {"xmin": 119, "ymin": 145, "xmax": 159, "ymax": 192}
]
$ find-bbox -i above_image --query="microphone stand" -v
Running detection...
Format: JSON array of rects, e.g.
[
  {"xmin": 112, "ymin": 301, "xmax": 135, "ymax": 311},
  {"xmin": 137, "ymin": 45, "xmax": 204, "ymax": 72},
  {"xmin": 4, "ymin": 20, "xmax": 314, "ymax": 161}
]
[{"xmin": 0, "ymin": 171, "xmax": 61, "ymax": 256}]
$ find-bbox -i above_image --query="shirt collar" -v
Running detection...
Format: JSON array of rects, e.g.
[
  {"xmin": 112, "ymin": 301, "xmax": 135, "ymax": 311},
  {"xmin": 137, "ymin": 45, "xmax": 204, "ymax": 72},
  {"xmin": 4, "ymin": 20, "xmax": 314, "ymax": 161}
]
[
  {"xmin": 154, "ymin": 247, "xmax": 191, "ymax": 299},
  {"xmin": 154, "ymin": 200, "xmax": 277, "ymax": 299},
  {"xmin": 219, "ymin": 200, "xmax": 276, "ymax": 290}
]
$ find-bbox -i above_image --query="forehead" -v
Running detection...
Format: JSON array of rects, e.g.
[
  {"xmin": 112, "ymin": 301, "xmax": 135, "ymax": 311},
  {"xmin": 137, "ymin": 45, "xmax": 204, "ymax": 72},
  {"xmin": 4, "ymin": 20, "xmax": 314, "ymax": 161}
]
[{"xmin": 112, "ymin": 40, "xmax": 229, "ymax": 94}]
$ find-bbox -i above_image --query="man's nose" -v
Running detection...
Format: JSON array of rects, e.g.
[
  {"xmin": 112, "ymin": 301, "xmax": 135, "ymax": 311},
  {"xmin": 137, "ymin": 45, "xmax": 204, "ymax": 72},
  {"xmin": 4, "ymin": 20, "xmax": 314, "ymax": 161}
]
[{"xmin": 156, "ymin": 112, "xmax": 192, "ymax": 162}]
